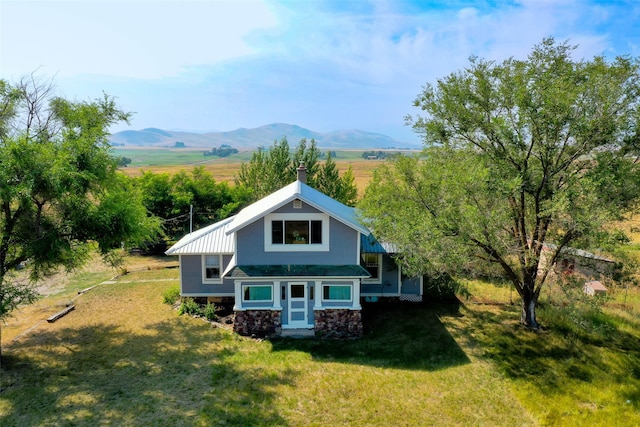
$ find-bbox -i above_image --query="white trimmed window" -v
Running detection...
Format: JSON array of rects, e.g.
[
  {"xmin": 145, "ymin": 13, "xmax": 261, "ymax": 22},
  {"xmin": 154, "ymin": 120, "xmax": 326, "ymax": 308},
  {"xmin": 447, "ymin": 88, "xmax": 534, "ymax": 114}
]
[
  {"xmin": 361, "ymin": 253, "xmax": 382, "ymax": 283},
  {"xmin": 322, "ymin": 284, "xmax": 352, "ymax": 302},
  {"xmin": 242, "ymin": 285, "xmax": 273, "ymax": 302},
  {"xmin": 202, "ymin": 255, "xmax": 222, "ymax": 283},
  {"xmin": 264, "ymin": 213, "xmax": 329, "ymax": 252}
]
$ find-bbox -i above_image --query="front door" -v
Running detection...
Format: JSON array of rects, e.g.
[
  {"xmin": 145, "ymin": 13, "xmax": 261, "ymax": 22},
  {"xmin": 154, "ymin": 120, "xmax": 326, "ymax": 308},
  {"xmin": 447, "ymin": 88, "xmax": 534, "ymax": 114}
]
[{"xmin": 288, "ymin": 282, "xmax": 309, "ymax": 328}]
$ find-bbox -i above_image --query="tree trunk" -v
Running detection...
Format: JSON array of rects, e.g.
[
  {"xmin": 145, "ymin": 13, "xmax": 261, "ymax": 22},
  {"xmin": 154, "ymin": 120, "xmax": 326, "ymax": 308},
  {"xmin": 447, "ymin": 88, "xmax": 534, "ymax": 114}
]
[{"xmin": 520, "ymin": 290, "xmax": 540, "ymax": 330}]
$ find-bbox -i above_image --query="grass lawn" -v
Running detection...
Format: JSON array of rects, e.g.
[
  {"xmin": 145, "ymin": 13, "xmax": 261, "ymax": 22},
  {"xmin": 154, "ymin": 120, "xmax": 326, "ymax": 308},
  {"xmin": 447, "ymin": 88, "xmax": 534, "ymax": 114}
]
[{"xmin": 1, "ymin": 258, "xmax": 639, "ymax": 426}]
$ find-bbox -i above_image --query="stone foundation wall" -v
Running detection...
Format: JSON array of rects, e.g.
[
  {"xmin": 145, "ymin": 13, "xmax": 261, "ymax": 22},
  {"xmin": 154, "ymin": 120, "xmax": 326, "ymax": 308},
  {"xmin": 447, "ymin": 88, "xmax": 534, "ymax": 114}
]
[
  {"xmin": 314, "ymin": 309, "xmax": 363, "ymax": 338},
  {"xmin": 234, "ymin": 310, "xmax": 281, "ymax": 337}
]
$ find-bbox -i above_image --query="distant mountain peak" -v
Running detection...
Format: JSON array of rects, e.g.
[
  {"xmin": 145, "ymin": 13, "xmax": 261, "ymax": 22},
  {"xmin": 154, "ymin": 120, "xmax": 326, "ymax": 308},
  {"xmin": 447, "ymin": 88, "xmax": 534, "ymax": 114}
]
[{"xmin": 109, "ymin": 123, "xmax": 418, "ymax": 150}]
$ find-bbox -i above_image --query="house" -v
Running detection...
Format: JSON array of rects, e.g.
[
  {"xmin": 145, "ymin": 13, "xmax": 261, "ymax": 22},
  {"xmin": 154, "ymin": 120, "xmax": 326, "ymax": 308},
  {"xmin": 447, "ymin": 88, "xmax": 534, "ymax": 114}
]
[{"xmin": 165, "ymin": 165, "xmax": 423, "ymax": 338}]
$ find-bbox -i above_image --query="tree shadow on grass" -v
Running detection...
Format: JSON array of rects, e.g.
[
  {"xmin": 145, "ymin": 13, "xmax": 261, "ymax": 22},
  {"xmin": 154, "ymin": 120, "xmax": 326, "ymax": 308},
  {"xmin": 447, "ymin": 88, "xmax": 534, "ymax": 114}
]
[
  {"xmin": 0, "ymin": 320, "xmax": 293, "ymax": 426},
  {"xmin": 460, "ymin": 302, "xmax": 640, "ymax": 402},
  {"xmin": 271, "ymin": 301, "xmax": 470, "ymax": 371}
]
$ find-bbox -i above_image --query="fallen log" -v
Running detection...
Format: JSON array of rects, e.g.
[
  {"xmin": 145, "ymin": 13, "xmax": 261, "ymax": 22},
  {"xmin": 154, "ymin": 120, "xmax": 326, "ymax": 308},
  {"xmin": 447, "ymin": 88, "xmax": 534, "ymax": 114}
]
[
  {"xmin": 78, "ymin": 285, "xmax": 97, "ymax": 295},
  {"xmin": 46, "ymin": 304, "xmax": 75, "ymax": 323}
]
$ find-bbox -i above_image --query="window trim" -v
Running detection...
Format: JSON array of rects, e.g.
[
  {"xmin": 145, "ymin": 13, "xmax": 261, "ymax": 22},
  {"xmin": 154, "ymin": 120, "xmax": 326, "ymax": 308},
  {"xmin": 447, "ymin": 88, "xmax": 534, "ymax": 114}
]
[
  {"xmin": 202, "ymin": 254, "xmax": 223, "ymax": 284},
  {"xmin": 321, "ymin": 284, "xmax": 353, "ymax": 302},
  {"xmin": 361, "ymin": 253, "xmax": 382, "ymax": 284},
  {"xmin": 264, "ymin": 213, "xmax": 330, "ymax": 252},
  {"xmin": 241, "ymin": 284, "xmax": 274, "ymax": 302}
]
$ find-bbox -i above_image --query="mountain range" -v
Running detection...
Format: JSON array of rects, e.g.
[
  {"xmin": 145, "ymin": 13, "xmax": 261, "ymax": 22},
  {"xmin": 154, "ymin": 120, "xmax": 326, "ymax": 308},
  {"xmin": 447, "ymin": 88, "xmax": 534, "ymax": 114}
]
[{"xmin": 108, "ymin": 123, "xmax": 418, "ymax": 150}]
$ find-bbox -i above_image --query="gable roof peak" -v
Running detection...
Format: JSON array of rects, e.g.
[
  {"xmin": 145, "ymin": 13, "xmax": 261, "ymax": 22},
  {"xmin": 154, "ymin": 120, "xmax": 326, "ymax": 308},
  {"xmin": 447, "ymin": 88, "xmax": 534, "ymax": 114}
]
[{"xmin": 226, "ymin": 179, "xmax": 369, "ymax": 235}]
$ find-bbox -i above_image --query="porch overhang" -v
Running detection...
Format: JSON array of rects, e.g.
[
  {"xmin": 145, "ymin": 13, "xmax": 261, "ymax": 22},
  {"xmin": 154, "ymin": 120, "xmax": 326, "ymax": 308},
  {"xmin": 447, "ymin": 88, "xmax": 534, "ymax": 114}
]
[{"xmin": 227, "ymin": 264, "xmax": 370, "ymax": 279}]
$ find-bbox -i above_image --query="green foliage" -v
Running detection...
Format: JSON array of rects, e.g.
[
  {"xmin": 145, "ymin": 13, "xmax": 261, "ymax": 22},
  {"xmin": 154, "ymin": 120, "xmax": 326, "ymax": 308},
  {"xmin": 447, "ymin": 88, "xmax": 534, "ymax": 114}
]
[
  {"xmin": 235, "ymin": 138, "xmax": 358, "ymax": 205},
  {"xmin": 315, "ymin": 152, "xmax": 358, "ymax": 206},
  {"xmin": 177, "ymin": 297, "xmax": 200, "ymax": 316},
  {"xmin": 115, "ymin": 156, "xmax": 131, "ymax": 167},
  {"xmin": 0, "ymin": 75, "xmax": 161, "ymax": 357},
  {"xmin": 361, "ymin": 150, "xmax": 394, "ymax": 159},
  {"xmin": 136, "ymin": 166, "xmax": 246, "ymax": 239},
  {"xmin": 162, "ymin": 285, "xmax": 181, "ymax": 305},
  {"xmin": 176, "ymin": 298, "xmax": 218, "ymax": 320},
  {"xmin": 235, "ymin": 137, "xmax": 316, "ymax": 199},
  {"xmin": 0, "ymin": 279, "xmax": 39, "ymax": 323},
  {"xmin": 203, "ymin": 302, "xmax": 218, "ymax": 321},
  {"xmin": 364, "ymin": 38, "xmax": 640, "ymax": 328},
  {"xmin": 203, "ymin": 145, "xmax": 238, "ymax": 157}
]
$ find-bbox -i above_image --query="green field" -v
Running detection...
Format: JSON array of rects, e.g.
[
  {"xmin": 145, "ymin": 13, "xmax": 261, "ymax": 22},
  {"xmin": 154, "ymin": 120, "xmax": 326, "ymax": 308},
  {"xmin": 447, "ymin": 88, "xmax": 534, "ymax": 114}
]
[
  {"xmin": 111, "ymin": 148, "xmax": 252, "ymax": 167},
  {"xmin": 112, "ymin": 147, "xmax": 380, "ymax": 168}
]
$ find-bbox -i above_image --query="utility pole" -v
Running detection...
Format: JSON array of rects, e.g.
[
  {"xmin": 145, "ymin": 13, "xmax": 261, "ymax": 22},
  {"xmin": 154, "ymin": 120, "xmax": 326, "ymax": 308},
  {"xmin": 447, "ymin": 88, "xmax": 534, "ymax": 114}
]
[{"xmin": 190, "ymin": 204, "xmax": 193, "ymax": 233}]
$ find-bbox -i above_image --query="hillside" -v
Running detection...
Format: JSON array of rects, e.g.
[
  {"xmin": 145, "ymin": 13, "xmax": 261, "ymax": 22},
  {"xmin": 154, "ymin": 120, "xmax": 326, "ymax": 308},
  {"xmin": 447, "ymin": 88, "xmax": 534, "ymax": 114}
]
[{"xmin": 108, "ymin": 123, "xmax": 417, "ymax": 150}]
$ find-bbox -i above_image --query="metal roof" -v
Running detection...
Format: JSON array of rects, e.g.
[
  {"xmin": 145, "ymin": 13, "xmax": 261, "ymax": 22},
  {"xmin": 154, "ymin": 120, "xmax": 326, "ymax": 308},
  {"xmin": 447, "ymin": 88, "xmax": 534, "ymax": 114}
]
[
  {"xmin": 227, "ymin": 264, "xmax": 370, "ymax": 278},
  {"xmin": 226, "ymin": 180, "xmax": 370, "ymax": 236},
  {"xmin": 360, "ymin": 233, "xmax": 398, "ymax": 253},
  {"xmin": 165, "ymin": 216, "xmax": 236, "ymax": 255},
  {"xmin": 542, "ymin": 243, "xmax": 615, "ymax": 263}
]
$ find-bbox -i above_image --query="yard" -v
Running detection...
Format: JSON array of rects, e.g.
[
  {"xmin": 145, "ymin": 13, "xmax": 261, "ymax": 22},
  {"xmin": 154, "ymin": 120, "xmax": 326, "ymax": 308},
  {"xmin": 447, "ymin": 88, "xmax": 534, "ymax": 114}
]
[{"xmin": 0, "ymin": 256, "xmax": 639, "ymax": 426}]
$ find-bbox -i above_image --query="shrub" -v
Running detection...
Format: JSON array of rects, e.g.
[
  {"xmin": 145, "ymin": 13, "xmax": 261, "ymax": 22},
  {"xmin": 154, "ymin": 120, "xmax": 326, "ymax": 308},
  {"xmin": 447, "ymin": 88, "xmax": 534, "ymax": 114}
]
[
  {"xmin": 162, "ymin": 286, "xmax": 181, "ymax": 305},
  {"xmin": 203, "ymin": 302, "xmax": 218, "ymax": 321},
  {"xmin": 178, "ymin": 297, "xmax": 201, "ymax": 316}
]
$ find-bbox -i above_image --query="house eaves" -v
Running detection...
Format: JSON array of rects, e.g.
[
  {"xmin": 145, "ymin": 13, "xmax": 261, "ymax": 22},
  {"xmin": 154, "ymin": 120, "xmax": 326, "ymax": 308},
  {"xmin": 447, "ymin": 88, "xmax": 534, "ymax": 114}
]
[
  {"xmin": 227, "ymin": 264, "xmax": 370, "ymax": 278},
  {"xmin": 165, "ymin": 215, "xmax": 236, "ymax": 255},
  {"xmin": 360, "ymin": 233, "xmax": 398, "ymax": 253},
  {"xmin": 226, "ymin": 180, "xmax": 370, "ymax": 236}
]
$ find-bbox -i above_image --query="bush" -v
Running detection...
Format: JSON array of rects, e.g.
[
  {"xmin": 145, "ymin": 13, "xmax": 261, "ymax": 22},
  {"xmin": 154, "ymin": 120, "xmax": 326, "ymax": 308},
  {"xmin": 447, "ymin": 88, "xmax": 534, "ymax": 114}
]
[
  {"xmin": 162, "ymin": 286, "xmax": 181, "ymax": 305},
  {"xmin": 178, "ymin": 297, "xmax": 201, "ymax": 316},
  {"xmin": 203, "ymin": 302, "xmax": 218, "ymax": 321}
]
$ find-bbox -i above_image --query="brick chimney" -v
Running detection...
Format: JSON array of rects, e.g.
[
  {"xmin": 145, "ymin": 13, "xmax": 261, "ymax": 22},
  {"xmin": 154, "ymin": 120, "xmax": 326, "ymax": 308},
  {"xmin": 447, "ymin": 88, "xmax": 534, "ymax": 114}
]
[{"xmin": 296, "ymin": 161, "xmax": 307, "ymax": 183}]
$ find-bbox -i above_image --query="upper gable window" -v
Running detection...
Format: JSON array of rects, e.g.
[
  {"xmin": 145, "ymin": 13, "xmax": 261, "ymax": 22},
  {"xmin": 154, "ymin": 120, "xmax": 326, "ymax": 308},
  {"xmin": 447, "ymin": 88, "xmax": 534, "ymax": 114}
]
[{"xmin": 265, "ymin": 213, "xmax": 329, "ymax": 252}]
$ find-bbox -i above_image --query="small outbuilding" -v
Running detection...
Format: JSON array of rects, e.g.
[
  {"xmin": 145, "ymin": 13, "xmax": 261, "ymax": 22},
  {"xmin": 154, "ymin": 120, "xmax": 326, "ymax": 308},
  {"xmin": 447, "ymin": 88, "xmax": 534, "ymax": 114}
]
[{"xmin": 583, "ymin": 280, "xmax": 607, "ymax": 296}]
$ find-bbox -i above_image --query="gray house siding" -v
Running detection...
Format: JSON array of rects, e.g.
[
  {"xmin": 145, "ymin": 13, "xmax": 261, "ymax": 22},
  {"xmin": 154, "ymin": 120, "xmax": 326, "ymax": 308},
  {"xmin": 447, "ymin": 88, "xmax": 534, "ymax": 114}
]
[
  {"xmin": 179, "ymin": 254, "xmax": 235, "ymax": 296},
  {"xmin": 361, "ymin": 254, "xmax": 401, "ymax": 296},
  {"xmin": 235, "ymin": 217, "xmax": 359, "ymax": 266},
  {"xmin": 401, "ymin": 275, "xmax": 422, "ymax": 295}
]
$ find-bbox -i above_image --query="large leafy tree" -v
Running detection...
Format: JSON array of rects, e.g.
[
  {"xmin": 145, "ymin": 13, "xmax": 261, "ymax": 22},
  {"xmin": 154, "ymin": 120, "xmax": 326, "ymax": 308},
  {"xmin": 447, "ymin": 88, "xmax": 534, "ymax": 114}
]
[
  {"xmin": 316, "ymin": 152, "xmax": 358, "ymax": 206},
  {"xmin": 360, "ymin": 39, "xmax": 640, "ymax": 329},
  {"xmin": 236, "ymin": 137, "xmax": 358, "ymax": 206},
  {"xmin": 0, "ymin": 76, "xmax": 160, "ymax": 359},
  {"xmin": 235, "ymin": 137, "xmax": 302, "ymax": 200},
  {"xmin": 137, "ymin": 166, "xmax": 251, "ymax": 239}
]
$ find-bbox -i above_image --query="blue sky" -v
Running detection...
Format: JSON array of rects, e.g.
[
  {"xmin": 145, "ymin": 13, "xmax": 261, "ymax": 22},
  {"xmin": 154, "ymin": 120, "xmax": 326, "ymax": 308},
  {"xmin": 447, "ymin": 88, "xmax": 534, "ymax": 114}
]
[{"xmin": 1, "ymin": 0, "xmax": 639, "ymax": 144}]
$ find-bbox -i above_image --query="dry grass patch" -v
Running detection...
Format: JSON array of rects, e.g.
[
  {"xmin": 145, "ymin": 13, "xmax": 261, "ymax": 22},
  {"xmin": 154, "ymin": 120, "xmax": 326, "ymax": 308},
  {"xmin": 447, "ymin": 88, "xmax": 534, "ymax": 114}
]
[{"xmin": 120, "ymin": 157, "xmax": 385, "ymax": 197}]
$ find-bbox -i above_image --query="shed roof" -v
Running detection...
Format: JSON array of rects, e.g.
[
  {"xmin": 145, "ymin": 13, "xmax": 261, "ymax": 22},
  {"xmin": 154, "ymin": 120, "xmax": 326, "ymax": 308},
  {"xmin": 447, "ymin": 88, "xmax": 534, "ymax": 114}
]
[
  {"xmin": 226, "ymin": 180, "xmax": 370, "ymax": 236},
  {"xmin": 542, "ymin": 243, "xmax": 615, "ymax": 263},
  {"xmin": 165, "ymin": 216, "xmax": 235, "ymax": 255},
  {"xmin": 585, "ymin": 280, "xmax": 608, "ymax": 291}
]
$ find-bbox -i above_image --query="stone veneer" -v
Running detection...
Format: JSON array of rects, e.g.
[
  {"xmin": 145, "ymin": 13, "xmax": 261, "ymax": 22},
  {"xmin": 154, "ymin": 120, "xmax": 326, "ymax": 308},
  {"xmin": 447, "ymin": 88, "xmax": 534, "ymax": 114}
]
[
  {"xmin": 234, "ymin": 310, "xmax": 281, "ymax": 337},
  {"xmin": 314, "ymin": 309, "xmax": 363, "ymax": 338}
]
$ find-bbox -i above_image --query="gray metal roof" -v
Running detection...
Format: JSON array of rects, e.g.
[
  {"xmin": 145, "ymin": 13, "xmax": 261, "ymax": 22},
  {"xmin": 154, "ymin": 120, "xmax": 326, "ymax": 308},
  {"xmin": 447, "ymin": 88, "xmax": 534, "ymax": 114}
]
[
  {"xmin": 165, "ymin": 216, "xmax": 235, "ymax": 255},
  {"xmin": 226, "ymin": 180, "xmax": 370, "ymax": 236},
  {"xmin": 542, "ymin": 243, "xmax": 615, "ymax": 263},
  {"xmin": 227, "ymin": 264, "xmax": 370, "ymax": 278}
]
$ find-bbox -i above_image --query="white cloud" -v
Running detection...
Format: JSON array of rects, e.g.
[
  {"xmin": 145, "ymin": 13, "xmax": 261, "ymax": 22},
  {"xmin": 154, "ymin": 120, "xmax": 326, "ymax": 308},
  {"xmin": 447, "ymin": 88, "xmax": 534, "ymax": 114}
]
[{"xmin": 0, "ymin": 0, "xmax": 278, "ymax": 79}]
